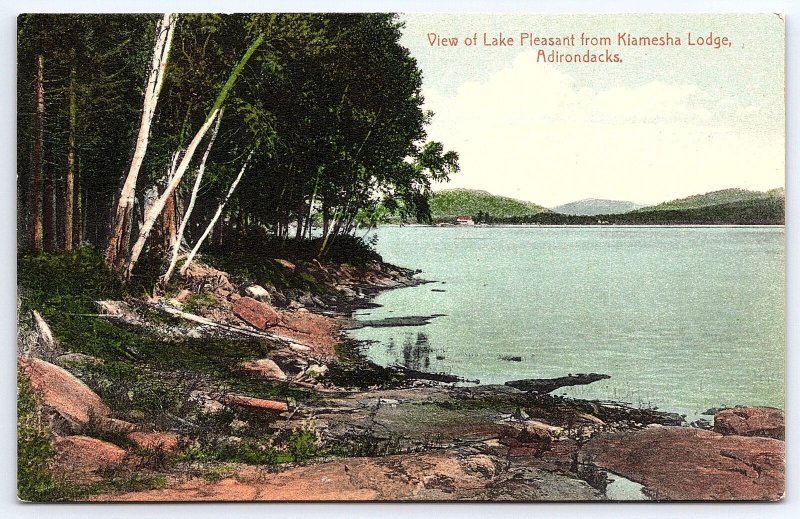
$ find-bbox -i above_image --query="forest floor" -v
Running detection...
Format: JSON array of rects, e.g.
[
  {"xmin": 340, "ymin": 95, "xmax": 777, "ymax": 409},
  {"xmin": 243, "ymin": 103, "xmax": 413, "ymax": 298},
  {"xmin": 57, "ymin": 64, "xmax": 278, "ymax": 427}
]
[{"xmin": 17, "ymin": 246, "xmax": 785, "ymax": 502}]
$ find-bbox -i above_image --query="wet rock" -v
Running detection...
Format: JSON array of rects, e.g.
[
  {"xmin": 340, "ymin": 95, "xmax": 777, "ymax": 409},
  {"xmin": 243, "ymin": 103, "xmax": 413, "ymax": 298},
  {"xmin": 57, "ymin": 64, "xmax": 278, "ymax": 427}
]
[
  {"xmin": 240, "ymin": 359, "xmax": 287, "ymax": 381},
  {"xmin": 505, "ymin": 373, "xmax": 610, "ymax": 394},
  {"xmin": 581, "ymin": 426, "xmax": 784, "ymax": 500},
  {"xmin": 18, "ymin": 356, "xmax": 111, "ymax": 430},
  {"xmin": 232, "ymin": 297, "xmax": 280, "ymax": 329},
  {"xmin": 244, "ymin": 285, "xmax": 271, "ymax": 303},
  {"xmin": 713, "ymin": 406, "xmax": 784, "ymax": 440}
]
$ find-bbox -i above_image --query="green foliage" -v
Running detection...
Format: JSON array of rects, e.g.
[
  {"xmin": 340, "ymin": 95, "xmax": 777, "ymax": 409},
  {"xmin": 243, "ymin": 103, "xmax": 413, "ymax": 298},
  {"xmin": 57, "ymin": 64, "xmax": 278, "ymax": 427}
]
[
  {"xmin": 428, "ymin": 189, "xmax": 547, "ymax": 222},
  {"xmin": 17, "ymin": 371, "xmax": 57, "ymax": 502},
  {"xmin": 287, "ymin": 424, "xmax": 318, "ymax": 462}
]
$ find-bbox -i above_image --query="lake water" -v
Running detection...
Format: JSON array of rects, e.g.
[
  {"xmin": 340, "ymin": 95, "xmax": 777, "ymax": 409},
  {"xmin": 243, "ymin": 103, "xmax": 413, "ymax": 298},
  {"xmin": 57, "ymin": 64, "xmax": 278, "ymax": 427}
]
[{"xmin": 349, "ymin": 226, "xmax": 784, "ymax": 419}]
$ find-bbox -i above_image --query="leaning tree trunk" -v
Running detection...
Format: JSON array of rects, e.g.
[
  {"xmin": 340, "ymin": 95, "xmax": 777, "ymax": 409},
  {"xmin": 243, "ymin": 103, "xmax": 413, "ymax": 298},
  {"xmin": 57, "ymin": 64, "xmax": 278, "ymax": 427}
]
[
  {"xmin": 105, "ymin": 13, "xmax": 176, "ymax": 269},
  {"xmin": 161, "ymin": 111, "xmax": 222, "ymax": 286},
  {"xmin": 121, "ymin": 33, "xmax": 264, "ymax": 280},
  {"xmin": 122, "ymin": 109, "xmax": 220, "ymax": 280},
  {"xmin": 28, "ymin": 54, "xmax": 44, "ymax": 252},
  {"xmin": 63, "ymin": 49, "xmax": 76, "ymax": 251},
  {"xmin": 179, "ymin": 150, "xmax": 254, "ymax": 276}
]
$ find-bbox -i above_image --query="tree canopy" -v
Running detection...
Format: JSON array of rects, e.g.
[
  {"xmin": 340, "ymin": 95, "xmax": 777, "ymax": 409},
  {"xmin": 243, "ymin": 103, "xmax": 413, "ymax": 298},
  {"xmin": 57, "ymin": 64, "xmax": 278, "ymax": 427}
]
[{"xmin": 17, "ymin": 13, "xmax": 459, "ymax": 277}]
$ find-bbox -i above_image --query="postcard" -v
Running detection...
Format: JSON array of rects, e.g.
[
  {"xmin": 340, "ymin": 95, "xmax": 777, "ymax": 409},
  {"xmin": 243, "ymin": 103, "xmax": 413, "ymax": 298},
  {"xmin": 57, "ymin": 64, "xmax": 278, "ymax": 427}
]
[{"xmin": 17, "ymin": 12, "xmax": 784, "ymax": 502}]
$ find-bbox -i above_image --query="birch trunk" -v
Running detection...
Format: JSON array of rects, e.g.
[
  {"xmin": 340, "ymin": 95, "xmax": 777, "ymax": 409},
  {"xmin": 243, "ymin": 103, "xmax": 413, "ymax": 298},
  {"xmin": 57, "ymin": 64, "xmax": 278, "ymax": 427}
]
[
  {"xmin": 28, "ymin": 54, "xmax": 44, "ymax": 252},
  {"xmin": 120, "ymin": 32, "xmax": 264, "ymax": 280},
  {"xmin": 122, "ymin": 109, "xmax": 220, "ymax": 280},
  {"xmin": 161, "ymin": 111, "xmax": 222, "ymax": 285},
  {"xmin": 179, "ymin": 150, "xmax": 253, "ymax": 275},
  {"xmin": 105, "ymin": 13, "xmax": 176, "ymax": 268}
]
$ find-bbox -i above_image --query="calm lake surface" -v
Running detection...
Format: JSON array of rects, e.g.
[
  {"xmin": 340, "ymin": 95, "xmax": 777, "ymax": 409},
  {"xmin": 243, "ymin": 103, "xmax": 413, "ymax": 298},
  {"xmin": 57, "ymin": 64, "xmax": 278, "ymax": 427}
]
[{"xmin": 350, "ymin": 226, "xmax": 784, "ymax": 419}]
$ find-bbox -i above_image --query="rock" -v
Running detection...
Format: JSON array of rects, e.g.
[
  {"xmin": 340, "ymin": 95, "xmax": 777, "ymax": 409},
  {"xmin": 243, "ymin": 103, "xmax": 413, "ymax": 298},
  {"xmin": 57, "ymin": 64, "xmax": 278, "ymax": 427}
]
[
  {"xmin": 511, "ymin": 407, "xmax": 530, "ymax": 421},
  {"xmin": 127, "ymin": 431, "xmax": 180, "ymax": 453},
  {"xmin": 189, "ymin": 391, "xmax": 225, "ymax": 414},
  {"xmin": 336, "ymin": 285, "xmax": 358, "ymax": 299},
  {"xmin": 54, "ymin": 436, "xmax": 129, "ymax": 482},
  {"xmin": 289, "ymin": 343, "xmax": 311, "ymax": 353},
  {"xmin": 311, "ymin": 296, "xmax": 326, "ymax": 308},
  {"xmin": 30, "ymin": 310, "xmax": 60, "ymax": 360},
  {"xmin": 19, "ymin": 356, "xmax": 111, "ymax": 429},
  {"xmin": 232, "ymin": 297, "xmax": 280, "ymax": 329},
  {"xmin": 240, "ymin": 359, "xmax": 288, "ymax": 381},
  {"xmin": 175, "ymin": 289, "xmax": 193, "ymax": 302},
  {"xmin": 505, "ymin": 373, "xmax": 610, "ymax": 394},
  {"xmin": 305, "ymin": 364, "xmax": 328, "ymax": 379},
  {"xmin": 274, "ymin": 259, "xmax": 296, "ymax": 271},
  {"xmin": 713, "ymin": 406, "xmax": 784, "ymax": 440},
  {"xmin": 222, "ymin": 395, "xmax": 289, "ymax": 413},
  {"xmin": 244, "ymin": 285, "xmax": 271, "ymax": 303},
  {"xmin": 581, "ymin": 426, "xmax": 784, "ymax": 500}
]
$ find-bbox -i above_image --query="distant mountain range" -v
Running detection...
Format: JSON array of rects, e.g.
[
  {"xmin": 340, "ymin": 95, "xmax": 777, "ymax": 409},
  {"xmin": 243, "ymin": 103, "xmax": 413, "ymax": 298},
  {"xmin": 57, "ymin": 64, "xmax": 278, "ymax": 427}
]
[
  {"xmin": 550, "ymin": 199, "xmax": 644, "ymax": 216},
  {"xmin": 427, "ymin": 187, "xmax": 784, "ymax": 225},
  {"xmin": 639, "ymin": 188, "xmax": 784, "ymax": 212}
]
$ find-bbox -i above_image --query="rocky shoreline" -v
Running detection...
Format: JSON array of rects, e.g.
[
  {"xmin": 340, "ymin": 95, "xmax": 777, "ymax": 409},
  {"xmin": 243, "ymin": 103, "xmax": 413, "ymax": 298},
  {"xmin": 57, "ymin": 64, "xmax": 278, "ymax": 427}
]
[{"xmin": 18, "ymin": 255, "xmax": 785, "ymax": 501}]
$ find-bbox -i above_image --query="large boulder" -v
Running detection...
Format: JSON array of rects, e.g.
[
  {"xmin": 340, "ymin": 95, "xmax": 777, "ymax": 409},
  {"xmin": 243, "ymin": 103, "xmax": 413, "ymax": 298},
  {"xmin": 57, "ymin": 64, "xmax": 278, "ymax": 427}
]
[
  {"xmin": 18, "ymin": 356, "xmax": 111, "ymax": 429},
  {"xmin": 713, "ymin": 406, "xmax": 784, "ymax": 440},
  {"xmin": 240, "ymin": 359, "xmax": 287, "ymax": 381},
  {"xmin": 54, "ymin": 436, "xmax": 129, "ymax": 482},
  {"xmin": 232, "ymin": 297, "xmax": 280, "ymax": 329},
  {"xmin": 581, "ymin": 426, "xmax": 784, "ymax": 500}
]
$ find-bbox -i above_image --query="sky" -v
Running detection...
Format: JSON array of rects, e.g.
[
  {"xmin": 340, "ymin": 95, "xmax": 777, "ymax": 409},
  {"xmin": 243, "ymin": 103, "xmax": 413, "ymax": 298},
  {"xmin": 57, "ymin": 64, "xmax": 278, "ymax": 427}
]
[{"xmin": 399, "ymin": 13, "xmax": 785, "ymax": 207}]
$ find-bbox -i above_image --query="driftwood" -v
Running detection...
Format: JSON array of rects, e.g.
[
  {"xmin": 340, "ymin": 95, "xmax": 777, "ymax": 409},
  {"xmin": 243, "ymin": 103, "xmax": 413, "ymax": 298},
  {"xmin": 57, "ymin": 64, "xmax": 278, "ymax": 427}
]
[{"xmin": 505, "ymin": 373, "xmax": 610, "ymax": 394}]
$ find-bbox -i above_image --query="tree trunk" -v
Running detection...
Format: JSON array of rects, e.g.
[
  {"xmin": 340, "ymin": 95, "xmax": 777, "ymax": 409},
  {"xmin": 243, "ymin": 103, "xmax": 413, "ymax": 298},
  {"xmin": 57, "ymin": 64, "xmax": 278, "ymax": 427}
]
[
  {"xmin": 161, "ymin": 111, "xmax": 222, "ymax": 285},
  {"xmin": 121, "ymin": 32, "xmax": 264, "ymax": 280},
  {"xmin": 180, "ymin": 150, "xmax": 254, "ymax": 276},
  {"xmin": 63, "ymin": 49, "xmax": 76, "ymax": 251},
  {"xmin": 122, "ymin": 109, "xmax": 220, "ymax": 280},
  {"xmin": 28, "ymin": 54, "xmax": 44, "ymax": 253},
  {"xmin": 43, "ymin": 155, "xmax": 56, "ymax": 252},
  {"xmin": 105, "ymin": 13, "xmax": 176, "ymax": 268},
  {"xmin": 73, "ymin": 157, "xmax": 82, "ymax": 248}
]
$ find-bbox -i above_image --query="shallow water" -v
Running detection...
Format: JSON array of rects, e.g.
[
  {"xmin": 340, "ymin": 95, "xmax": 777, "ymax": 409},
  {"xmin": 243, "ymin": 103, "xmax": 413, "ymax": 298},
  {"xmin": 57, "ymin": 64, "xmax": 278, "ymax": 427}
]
[{"xmin": 349, "ymin": 225, "xmax": 784, "ymax": 418}]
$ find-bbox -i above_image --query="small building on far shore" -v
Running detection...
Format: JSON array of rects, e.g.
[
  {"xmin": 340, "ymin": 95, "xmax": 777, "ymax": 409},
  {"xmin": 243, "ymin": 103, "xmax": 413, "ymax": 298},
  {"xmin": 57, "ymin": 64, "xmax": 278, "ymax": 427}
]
[{"xmin": 455, "ymin": 215, "xmax": 475, "ymax": 226}]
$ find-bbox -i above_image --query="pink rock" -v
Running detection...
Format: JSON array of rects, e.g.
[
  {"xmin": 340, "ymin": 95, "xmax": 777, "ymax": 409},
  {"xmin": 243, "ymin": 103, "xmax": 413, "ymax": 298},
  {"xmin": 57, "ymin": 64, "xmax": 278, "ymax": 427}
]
[
  {"xmin": 714, "ymin": 406, "xmax": 784, "ymax": 440},
  {"xmin": 240, "ymin": 359, "xmax": 287, "ymax": 381},
  {"xmin": 19, "ymin": 356, "xmax": 110, "ymax": 429},
  {"xmin": 232, "ymin": 297, "xmax": 280, "ymax": 329},
  {"xmin": 582, "ymin": 426, "xmax": 784, "ymax": 500},
  {"xmin": 128, "ymin": 431, "xmax": 181, "ymax": 452},
  {"xmin": 54, "ymin": 436, "xmax": 128, "ymax": 481}
]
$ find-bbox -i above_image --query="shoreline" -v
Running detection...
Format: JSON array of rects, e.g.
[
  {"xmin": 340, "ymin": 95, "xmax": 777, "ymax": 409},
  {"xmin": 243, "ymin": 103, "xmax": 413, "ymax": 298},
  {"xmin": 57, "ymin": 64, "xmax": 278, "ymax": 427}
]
[{"xmin": 17, "ymin": 253, "xmax": 785, "ymax": 501}]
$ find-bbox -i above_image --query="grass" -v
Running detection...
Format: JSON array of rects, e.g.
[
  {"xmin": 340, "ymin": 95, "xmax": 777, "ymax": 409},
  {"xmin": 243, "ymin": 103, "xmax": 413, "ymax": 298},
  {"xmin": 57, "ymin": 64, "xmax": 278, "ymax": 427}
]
[{"xmin": 17, "ymin": 370, "xmax": 57, "ymax": 502}]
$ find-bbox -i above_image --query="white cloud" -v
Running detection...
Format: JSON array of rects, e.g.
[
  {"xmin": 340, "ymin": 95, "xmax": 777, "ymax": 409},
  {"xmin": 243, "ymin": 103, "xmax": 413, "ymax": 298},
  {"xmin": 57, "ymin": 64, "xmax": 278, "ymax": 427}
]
[{"xmin": 424, "ymin": 51, "xmax": 784, "ymax": 207}]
